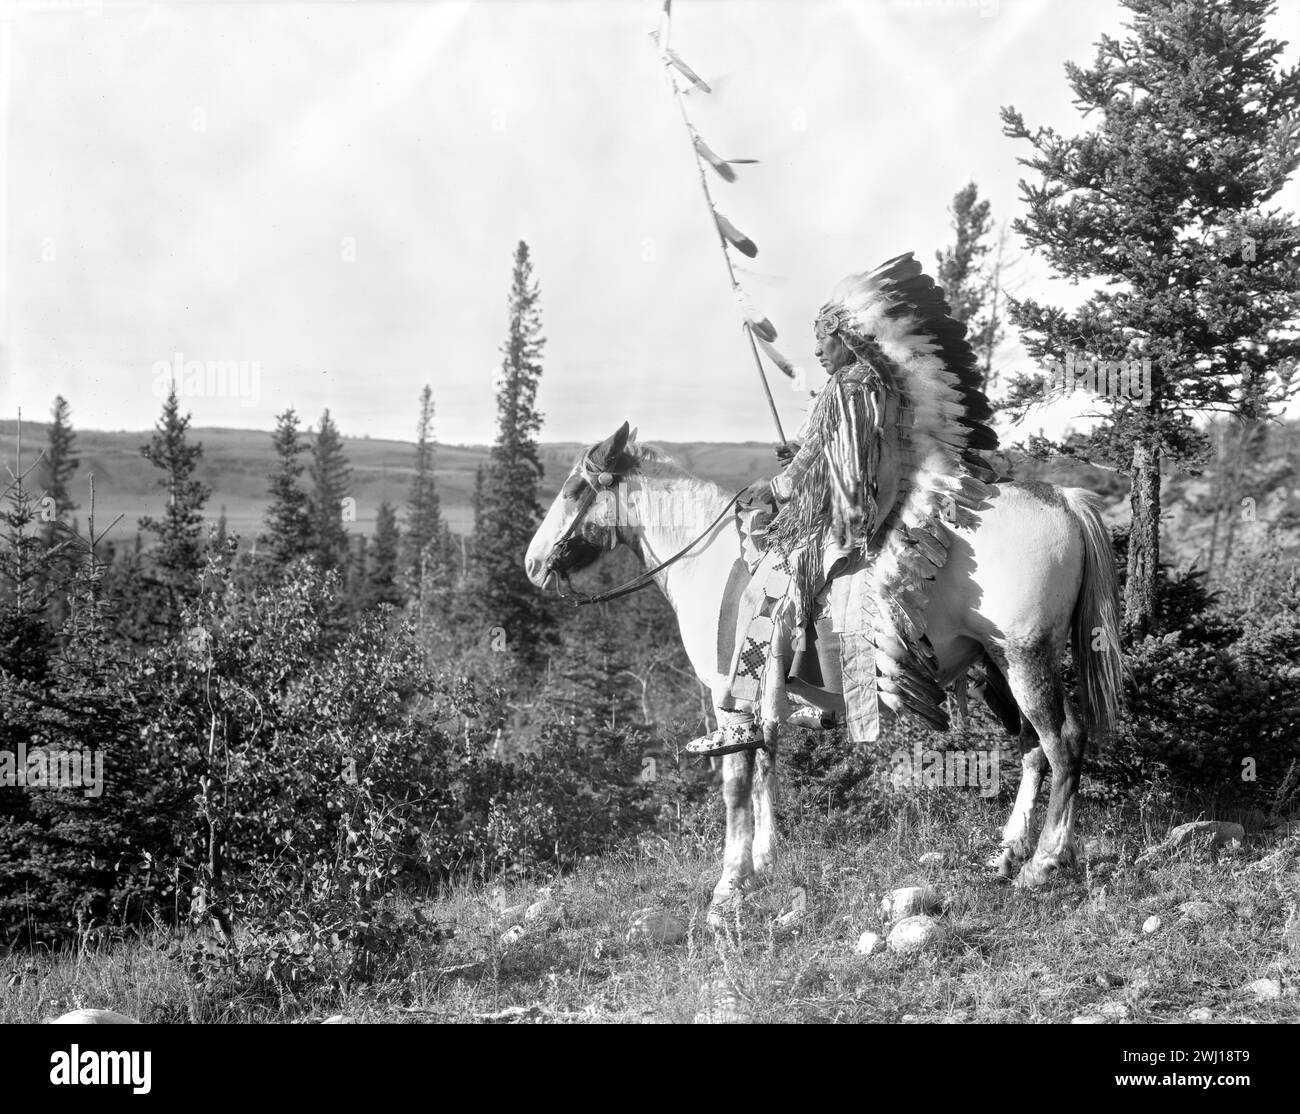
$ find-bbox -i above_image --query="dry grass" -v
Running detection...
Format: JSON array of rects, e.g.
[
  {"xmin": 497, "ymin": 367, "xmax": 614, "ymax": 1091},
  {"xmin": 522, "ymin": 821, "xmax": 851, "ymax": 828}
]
[{"xmin": 3, "ymin": 792, "xmax": 1298, "ymax": 1024}]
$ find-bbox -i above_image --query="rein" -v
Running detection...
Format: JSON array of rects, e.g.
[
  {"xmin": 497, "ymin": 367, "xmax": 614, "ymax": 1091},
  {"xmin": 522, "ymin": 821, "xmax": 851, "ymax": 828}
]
[{"xmin": 546, "ymin": 449, "xmax": 743, "ymax": 606}]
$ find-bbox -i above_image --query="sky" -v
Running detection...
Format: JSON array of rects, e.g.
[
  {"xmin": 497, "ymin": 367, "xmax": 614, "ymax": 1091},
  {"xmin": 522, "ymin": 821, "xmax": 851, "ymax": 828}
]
[{"xmin": 2, "ymin": 0, "xmax": 1299, "ymax": 448}]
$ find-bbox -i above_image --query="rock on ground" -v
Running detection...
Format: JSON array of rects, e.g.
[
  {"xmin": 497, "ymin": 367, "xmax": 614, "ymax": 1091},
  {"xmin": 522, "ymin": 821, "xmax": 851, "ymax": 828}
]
[
  {"xmin": 49, "ymin": 1009, "xmax": 139, "ymax": 1024},
  {"xmin": 880, "ymin": 885, "xmax": 944, "ymax": 922},
  {"xmin": 1243, "ymin": 977, "xmax": 1282, "ymax": 1002},
  {"xmin": 628, "ymin": 909, "xmax": 686, "ymax": 945},
  {"xmin": 855, "ymin": 930, "xmax": 885, "ymax": 956},
  {"xmin": 1149, "ymin": 821, "xmax": 1245, "ymax": 856},
  {"xmin": 1142, "ymin": 915, "xmax": 1162, "ymax": 934},
  {"xmin": 887, "ymin": 915, "xmax": 943, "ymax": 955}
]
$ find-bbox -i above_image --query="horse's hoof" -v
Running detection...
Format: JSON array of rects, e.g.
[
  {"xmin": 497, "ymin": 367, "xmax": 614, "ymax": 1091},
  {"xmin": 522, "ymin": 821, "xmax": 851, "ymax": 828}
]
[{"xmin": 1014, "ymin": 857, "xmax": 1060, "ymax": 889}]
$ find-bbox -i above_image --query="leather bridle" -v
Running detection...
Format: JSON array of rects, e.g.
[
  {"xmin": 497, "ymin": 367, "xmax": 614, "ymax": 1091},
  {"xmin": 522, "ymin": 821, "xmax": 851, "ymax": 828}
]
[{"xmin": 543, "ymin": 447, "xmax": 743, "ymax": 607}]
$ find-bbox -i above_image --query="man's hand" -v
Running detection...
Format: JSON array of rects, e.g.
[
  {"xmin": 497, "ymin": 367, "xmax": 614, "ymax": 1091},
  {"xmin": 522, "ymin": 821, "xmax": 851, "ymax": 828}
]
[
  {"xmin": 738, "ymin": 478, "xmax": 774, "ymax": 508},
  {"xmin": 775, "ymin": 440, "xmax": 800, "ymax": 465}
]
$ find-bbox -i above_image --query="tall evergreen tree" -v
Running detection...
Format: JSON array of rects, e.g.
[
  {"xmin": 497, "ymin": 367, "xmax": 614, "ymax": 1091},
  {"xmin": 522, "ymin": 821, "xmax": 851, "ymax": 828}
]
[
  {"xmin": 40, "ymin": 395, "xmax": 78, "ymax": 522},
  {"xmin": 404, "ymin": 385, "xmax": 451, "ymax": 604},
  {"xmin": 935, "ymin": 183, "xmax": 1005, "ymax": 388},
  {"xmin": 1000, "ymin": 0, "xmax": 1300, "ymax": 637},
  {"xmin": 366, "ymin": 501, "xmax": 404, "ymax": 609},
  {"xmin": 262, "ymin": 408, "xmax": 313, "ymax": 566},
  {"xmin": 139, "ymin": 386, "xmax": 211, "ymax": 621},
  {"xmin": 308, "ymin": 410, "xmax": 351, "ymax": 571},
  {"xmin": 471, "ymin": 241, "xmax": 551, "ymax": 659}
]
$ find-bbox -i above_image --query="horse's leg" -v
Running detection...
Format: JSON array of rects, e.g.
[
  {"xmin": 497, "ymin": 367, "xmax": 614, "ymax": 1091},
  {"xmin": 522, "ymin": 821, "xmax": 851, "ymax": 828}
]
[
  {"xmin": 750, "ymin": 723, "xmax": 779, "ymax": 879},
  {"xmin": 990, "ymin": 723, "xmax": 1047, "ymax": 878},
  {"xmin": 1019, "ymin": 698, "xmax": 1086, "ymax": 888},
  {"xmin": 1001, "ymin": 644, "xmax": 1080, "ymax": 888},
  {"xmin": 710, "ymin": 748, "xmax": 756, "ymax": 924}
]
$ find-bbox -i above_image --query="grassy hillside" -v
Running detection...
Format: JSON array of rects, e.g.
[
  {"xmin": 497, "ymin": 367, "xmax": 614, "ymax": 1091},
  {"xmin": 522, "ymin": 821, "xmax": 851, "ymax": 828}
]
[
  {"xmin": 0, "ymin": 421, "xmax": 781, "ymax": 540},
  {"xmin": 4, "ymin": 791, "xmax": 1297, "ymax": 1024},
  {"xmin": 3, "ymin": 419, "xmax": 1296, "ymax": 581}
]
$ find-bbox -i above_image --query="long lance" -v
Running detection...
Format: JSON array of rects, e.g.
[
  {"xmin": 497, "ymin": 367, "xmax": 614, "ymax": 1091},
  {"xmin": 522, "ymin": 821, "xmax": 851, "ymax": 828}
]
[{"xmin": 653, "ymin": 2, "xmax": 787, "ymax": 447}]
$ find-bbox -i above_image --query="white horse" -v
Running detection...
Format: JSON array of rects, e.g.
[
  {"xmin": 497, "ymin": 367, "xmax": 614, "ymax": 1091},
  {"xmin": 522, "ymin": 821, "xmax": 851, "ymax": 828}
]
[{"xmin": 525, "ymin": 422, "xmax": 1124, "ymax": 919}]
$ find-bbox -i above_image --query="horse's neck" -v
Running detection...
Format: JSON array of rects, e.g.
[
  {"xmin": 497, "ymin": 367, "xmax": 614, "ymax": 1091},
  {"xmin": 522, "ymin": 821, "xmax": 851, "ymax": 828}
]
[{"xmin": 620, "ymin": 472, "xmax": 737, "ymax": 676}]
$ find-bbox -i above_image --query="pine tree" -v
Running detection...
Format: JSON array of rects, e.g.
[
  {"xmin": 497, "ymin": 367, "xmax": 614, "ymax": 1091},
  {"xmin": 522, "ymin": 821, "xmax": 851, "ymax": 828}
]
[
  {"xmin": 40, "ymin": 395, "xmax": 78, "ymax": 522},
  {"xmin": 308, "ymin": 410, "xmax": 351, "ymax": 571},
  {"xmin": 935, "ymin": 183, "xmax": 1005, "ymax": 389},
  {"xmin": 404, "ymin": 385, "xmax": 451, "ymax": 606},
  {"xmin": 366, "ymin": 501, "xmax": 404, "ymax": 609},
  {"xmin": 262, "ymin": 408, "xmax": 313, "ymax": 566},
  {"xmin": 471, "ymin": 241, "xmax": 551, "ymax": 660},
  {"xmin": 1000, "ymin": 0, "xmax": 1300, "ymax": 637},
  {"xmin": 139, "ymin": 387, "xmax": 211, "ymax": 625}
]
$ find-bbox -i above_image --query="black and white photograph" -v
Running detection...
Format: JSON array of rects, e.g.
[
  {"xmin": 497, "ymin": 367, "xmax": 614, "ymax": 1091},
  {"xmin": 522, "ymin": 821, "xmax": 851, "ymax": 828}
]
[{"xmin": 1, "ymin": 0, "xmax": 1298, "ymax": 1065}]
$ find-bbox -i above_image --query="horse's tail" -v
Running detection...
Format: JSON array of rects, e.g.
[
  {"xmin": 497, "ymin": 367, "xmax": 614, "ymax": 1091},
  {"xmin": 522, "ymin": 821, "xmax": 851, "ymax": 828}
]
[{"xmin": 1062, "ymin": 487, "xmax": 1124, "ymax": 744}]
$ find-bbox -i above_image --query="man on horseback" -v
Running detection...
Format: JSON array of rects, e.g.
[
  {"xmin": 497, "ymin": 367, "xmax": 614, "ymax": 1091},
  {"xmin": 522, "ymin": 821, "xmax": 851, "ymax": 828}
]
[{"xmin": 695, "ymin": 252, "xmax": 1002, "ymax": 754}]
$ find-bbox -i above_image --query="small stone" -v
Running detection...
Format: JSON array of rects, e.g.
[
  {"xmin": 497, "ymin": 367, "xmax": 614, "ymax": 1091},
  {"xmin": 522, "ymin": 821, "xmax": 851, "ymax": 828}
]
[
  {"xmin": 49, "ymin": 1009, "xmax": 139, "ymax": 1025},
  {"xmin": 628, "ymin": 909, "xmax": 686, "ymax": 945},
  {"xmin": 1098, "ymin": 1001, "xmax": 1129, "ymax": 1019},
  {"xmin": 1142, "ymin": 915, "xmax": 1162, "ymax": 934},
  {"xmin": 1162, "ymin": 820, "xmax": 1246, "ymax": 850},
  {"xmin": 321, "ymin": 1014, "xmax": 355, "ymax": 1025},
  {"xmin": 1071, "ymin": 1014, "xmax": 1108, "ymax": 1024},
  {"xmin": 880, "ymin": 885, "xmax": 944, "ymax": 922},
  {"xmin": 1188, "ymin": 1007, "xmax": 1213, "ymax": 1021},
  {"xmin": 917, "ymin": 852, "xmax": 946, "ymax": 867},
  {"xmin": 1243, "ymin": 977, "xmax": 1282, "ymax": 1002},
  {"xmin": 887, "ymin": 914, "xmax": 943, "ymax": 955},
  {"xmin": 500, "ymin": 924, "xmax": 526, "ymax": 946},
  {"xmin": 855, "ymin": 930, "xmax": 885, "ymax": 956}
]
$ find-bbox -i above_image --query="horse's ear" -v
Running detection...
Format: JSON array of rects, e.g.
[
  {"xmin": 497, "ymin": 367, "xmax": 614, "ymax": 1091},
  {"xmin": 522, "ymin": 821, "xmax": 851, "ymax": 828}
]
[
  {"xmin": 627, "ymin": 425, "xmax": 639, "ymax": 448},
  {"xmin": 593, "ymin": 421, "xmax": 631, "ymax": 468}
]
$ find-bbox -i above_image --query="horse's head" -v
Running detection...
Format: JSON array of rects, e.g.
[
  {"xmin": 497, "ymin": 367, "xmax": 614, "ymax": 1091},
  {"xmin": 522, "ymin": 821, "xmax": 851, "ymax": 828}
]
[{"xmin": 525, "ymin": 420, "xmax": 638, "ymax": 592}]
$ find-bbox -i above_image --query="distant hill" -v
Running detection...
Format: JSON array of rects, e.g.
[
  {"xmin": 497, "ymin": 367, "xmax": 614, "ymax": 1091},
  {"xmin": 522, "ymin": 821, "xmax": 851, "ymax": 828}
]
[
  {"xmin": 0, "ymin": 421, "xmax": 783, "ymax": 541},
  {"xmin": 7, "ymin": 419, "xmax": 1292, "ymax": 581}
]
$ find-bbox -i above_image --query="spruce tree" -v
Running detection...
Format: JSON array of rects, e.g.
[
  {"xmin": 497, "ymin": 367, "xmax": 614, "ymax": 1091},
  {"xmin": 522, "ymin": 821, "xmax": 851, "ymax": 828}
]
[
  {"xmin": 935, "ymin": 183, "xmax": 1004, "ymax": 386},
  {"xmin": 404, "ymin": 385, "xmax": 451, "ymax": 605},
  {"xmin": 366, "ymin": 501, "xmax": 403, "ymax": 609},
  {"xmin": 139, "ymin": 386, "xmax": 211, "ymax": 625},
  {"xmin": 40, "ymin": 395, "xmax": 78, "ymax": 522},
  {"xmin": 1000, "ymin": 0, "xmax": 1300, "ymax": 637},
  {"xmin": 308, "ymin": 410, "xmax": 352, "ymax": 571},
  {"xmin": 262, "ymin": 408, "xmax": 313, "ymax": 566},
  {"xmin": 471, "ymin": 241, "xmax": 551, "ymax": 659}
]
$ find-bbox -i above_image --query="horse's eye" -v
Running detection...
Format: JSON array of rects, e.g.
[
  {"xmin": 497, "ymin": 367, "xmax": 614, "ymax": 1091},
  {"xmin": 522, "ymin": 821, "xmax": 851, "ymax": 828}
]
[{"xmin": 561, "ymin": 474, "xmax": 586, "ymax": 500}]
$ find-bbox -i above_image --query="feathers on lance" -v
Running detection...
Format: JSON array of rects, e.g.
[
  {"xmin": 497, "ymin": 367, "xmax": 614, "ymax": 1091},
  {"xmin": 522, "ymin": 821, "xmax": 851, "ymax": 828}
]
[
  {"xmin": 665, "ymin": 48, "xmax": 711, "ymax": 93},
  {"xmin": 754, "ymin": 334, "xmax": 797, "ymax": 379},
  {"xmin": 694, "ymin": 136, "xmax": 736, "ymax": 182},
  {"xmin": 714, "ymin": 211, "xmax": 758, "ymax": 257}
]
